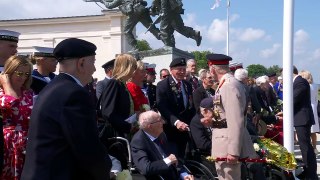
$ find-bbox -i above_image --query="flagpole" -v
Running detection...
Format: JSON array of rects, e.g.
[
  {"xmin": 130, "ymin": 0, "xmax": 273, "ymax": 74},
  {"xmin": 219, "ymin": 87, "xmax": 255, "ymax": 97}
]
[
  {"xmin": 282, "ymin": 0, "xmax": 294, "ymax": 153},
  {"xmin": 226, "ymin": 0, "xmax": 230, "ymax": 56}
]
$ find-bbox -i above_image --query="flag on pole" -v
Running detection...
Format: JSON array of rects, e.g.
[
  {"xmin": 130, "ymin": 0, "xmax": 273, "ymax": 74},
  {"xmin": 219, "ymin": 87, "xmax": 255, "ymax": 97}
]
[{"xmin": 211, "ymin": 0, "xmax": 221, "ymax": 10}]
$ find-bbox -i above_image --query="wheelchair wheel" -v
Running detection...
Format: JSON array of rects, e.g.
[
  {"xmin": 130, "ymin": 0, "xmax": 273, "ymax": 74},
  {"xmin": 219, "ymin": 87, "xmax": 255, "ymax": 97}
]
[
  {"xmin": 184, "ymin": 159, "xmax": 218, "ymax": 180},
  {"xmin": 265, "ymin": 165, "xmax": 293, "ymax": 180}
]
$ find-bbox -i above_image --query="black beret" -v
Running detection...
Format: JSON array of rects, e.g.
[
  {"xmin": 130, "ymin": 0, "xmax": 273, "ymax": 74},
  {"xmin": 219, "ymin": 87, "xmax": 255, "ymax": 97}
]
[
  {"xmin": 267, "ymin": 72, "xmax": 276, "ymax": 77},
  {"xmin": 206, "ymin": 54, "xmax": 232, "ymax": 66},
  {"xmin": 200, "ymin": 97, "xmax": 214, "ymax": 109},
  {"xmin": 53, "ymin": 38, "xmax": 96, "ymax": 61},
  {"xmin": 170, "ymin": 57, "xmax": 186, "ymax": 68},
  {"xmin": 102, "ymin": 59, "xmax": 115, "ymax": 69}
]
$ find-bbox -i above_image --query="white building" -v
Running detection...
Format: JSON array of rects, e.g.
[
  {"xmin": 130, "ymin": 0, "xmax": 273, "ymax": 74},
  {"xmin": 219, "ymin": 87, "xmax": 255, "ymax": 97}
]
[{"xmin": 0, "ymin": 10, "xmax": 128, "ymax": 81}]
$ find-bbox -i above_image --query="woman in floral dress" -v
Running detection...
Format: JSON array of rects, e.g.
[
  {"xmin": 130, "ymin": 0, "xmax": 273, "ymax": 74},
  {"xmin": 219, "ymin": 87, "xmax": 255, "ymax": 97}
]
[{"xmin": 0, "ymin": 55, "xmax": 33, "ymax": 180}]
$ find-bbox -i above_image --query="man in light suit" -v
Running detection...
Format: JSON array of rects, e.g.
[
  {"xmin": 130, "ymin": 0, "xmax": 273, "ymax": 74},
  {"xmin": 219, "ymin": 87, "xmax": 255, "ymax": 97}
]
[
  {"xmin": 21, "ymin": 38, "xmax": 112, "ymax": 180},
  {"xmin": 131, "ymin": 110, "xmax": 193, "ymax": 180},
  {"xmin": 293, "ymin": 66, "xmax": 317, "ymax": 179},
  {"xmin": 203, "ymin": 54, "xmax": 258, "ymax": 180},
  {"xmin": 156, "ymin": 57, "xmax": 196, "ymax": 158},
  {"xmin": 96, "ymin": 59, "xmax": 115, "ymax": 99}
]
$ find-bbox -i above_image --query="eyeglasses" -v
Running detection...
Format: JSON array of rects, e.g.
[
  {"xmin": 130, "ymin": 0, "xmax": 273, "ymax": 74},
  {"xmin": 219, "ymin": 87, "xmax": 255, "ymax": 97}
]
[
  {"xmin": 162, "ymin": 75, "xmax": 169, "ymax": 78},
  {"xmin": 13, "ymin": 70, "xmax": 30, "ymax": 77}
]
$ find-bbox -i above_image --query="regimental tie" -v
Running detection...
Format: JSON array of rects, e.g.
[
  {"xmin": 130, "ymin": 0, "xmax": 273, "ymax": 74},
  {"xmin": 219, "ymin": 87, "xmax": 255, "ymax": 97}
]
[{"xmin": 176, "ymin": 81, "xmax": 182, "ymax": 98}]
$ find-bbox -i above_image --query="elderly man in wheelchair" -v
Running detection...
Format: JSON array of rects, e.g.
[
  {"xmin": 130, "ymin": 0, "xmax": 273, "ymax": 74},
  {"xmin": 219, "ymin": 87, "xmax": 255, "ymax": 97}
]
[{"xmin": 130, "ymin": 111, "xmax": 194, "ymax": 180}]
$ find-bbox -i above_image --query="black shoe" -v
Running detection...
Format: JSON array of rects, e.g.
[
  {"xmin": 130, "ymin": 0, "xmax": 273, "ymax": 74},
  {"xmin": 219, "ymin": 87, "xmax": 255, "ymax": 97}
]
[{"xmin": 195, "ymin": 31, "xmax": 202, "ymax": 46}]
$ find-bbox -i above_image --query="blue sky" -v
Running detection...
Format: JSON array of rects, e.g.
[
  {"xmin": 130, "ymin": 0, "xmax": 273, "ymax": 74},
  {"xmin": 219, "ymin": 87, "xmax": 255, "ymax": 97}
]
[{"xmin": 0, "ymin": 0, "xmax": 319, "ymax": 83}]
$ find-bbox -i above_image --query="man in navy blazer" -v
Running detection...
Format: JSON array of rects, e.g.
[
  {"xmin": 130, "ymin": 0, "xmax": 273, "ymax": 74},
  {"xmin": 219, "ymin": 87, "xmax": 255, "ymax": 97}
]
[
  {"xmin": 293, "ymin": 66, "xmax": 317, "ymax": 179},
  {"xmin": 156, "ymin": 57, "xmax": 196, "ymax": 158},
  {"xmin": 21, "ymin": 38, "xmax": 111, "ymax": 180},
  {"xmin": 131, "ymin": 111, "xmax": 194, "ymax": 180},
  {"xmin": 96, "ymin": 59, "xmax": 115, "ymax": 99}
]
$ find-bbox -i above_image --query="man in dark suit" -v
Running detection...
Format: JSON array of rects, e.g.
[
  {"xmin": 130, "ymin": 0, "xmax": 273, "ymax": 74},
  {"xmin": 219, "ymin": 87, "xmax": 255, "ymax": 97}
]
[
  {"xmin": 21, "ymin": 38, "xmax": 112, "ymax": 180},
  {"xmin": 293, "ymin": 66, "xmax": 317, "ymax": 179},
  {"xmin": 96, "ymin": 59, "xmax": 115, "ymax": 99},
  {"xmin": 192, "ymin": 69, "xmax": 215, "ymax": 113},
  {"xmin": 186, "ymin": 59, "xmax": 200, "ymax": 92},
  {"xmin": 142, "ymin": 64, "xmax": 157, "ymax": 110},
  {"xmin": 0, "ymin": 29, "xmax": 20, "ymax": 174},
  {"xmin": 156, "ymin": 57, "xmax": 195, "ymax": 158},
  {"xmin": 131, "ymin": 111, "xmax": 194, "ymax": 180}
]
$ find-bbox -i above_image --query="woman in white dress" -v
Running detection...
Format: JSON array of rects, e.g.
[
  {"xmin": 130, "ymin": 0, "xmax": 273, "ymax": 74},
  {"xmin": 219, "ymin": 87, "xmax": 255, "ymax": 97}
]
[{"xmin": 299, "ymin": 70, "xmax": 319, "ymax": 154}]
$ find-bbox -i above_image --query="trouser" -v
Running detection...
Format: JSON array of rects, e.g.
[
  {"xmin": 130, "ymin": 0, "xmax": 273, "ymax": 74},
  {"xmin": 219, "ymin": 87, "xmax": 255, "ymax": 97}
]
[{"xmin": 295, "ymin": 125, "xmax": 318, "ymax": 180}]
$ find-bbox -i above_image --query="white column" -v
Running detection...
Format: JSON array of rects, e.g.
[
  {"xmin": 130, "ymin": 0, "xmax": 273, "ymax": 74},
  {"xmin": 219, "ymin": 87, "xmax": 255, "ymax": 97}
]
[{"xmin": 282, "ymin": 0, "xmax": 295, "ymax": 153}]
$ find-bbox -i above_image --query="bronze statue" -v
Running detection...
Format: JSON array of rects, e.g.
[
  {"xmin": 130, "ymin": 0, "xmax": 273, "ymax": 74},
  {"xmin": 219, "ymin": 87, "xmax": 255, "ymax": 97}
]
[
  {"xmin": 150, "ymin": 0, "xmax": 202, "ymax": 47},
  {"xmin": 84, "ymin": 0, "xmax": 202, "ymax": 50},
  {"xmin": 100, "ymin": 0, "xmax": 161, "ymax": 51}
]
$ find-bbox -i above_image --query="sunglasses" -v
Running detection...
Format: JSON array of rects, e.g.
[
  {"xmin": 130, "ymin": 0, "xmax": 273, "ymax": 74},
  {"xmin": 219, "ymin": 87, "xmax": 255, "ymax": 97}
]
[
  {"xmin": 14, "ymin": 70, "xmax": 30, "ymax": 77},
  {"xmin": 162, "ymin": 75, "xmax": 169, "ymax": 78}
]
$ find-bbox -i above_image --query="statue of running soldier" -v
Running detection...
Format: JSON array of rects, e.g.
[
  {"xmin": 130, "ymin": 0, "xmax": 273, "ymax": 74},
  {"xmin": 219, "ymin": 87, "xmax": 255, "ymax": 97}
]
[
  {"xmin": 84, "ymin": 0, "xmax": 202, "ymax": 50},
  {"xmin": 100, "ymin": 0, "xmax": 161, "ymax": 51},
  {"xmin": 150, "ymin": 0, "xmax": 202, "ymax": 47}
]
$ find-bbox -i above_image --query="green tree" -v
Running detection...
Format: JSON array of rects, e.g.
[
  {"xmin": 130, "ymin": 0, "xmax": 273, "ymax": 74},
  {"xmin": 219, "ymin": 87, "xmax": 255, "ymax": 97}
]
[
  {"xmin": 246, "ymin": 64, "xmax": 267, "ymax": 77},
  {"xmin": 267, "ymin": 65, "xmax": 282, "ymax": 76},
  {"xmin": 190, "ymin": 51, "xmax": 212, "ymax": 70},
  {"xmin": 136, "ymin": 39, "xmax": 152, "ymax": 51}
]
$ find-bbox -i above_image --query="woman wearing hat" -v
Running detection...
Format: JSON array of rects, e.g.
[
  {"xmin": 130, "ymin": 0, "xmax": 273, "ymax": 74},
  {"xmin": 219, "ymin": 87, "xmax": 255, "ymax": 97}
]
[{"xmin": 0, "ymin": 55, "xmax": 33, "ymax": 179}]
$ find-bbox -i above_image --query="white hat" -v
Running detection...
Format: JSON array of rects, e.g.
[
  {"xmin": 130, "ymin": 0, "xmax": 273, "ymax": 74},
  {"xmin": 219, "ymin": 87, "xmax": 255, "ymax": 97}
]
[
  {"xmin": 32, "ymin": 46, "xmax": 55, "ymax": 57},
  {"xmin": 0, "ymin": 30, "xmax": 20, "ymax": 42}
]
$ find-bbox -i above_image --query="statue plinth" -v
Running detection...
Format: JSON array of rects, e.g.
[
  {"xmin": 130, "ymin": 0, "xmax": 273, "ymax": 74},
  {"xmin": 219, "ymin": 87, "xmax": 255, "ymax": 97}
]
[{"xmin": 133, "ymin": 46, "xmax": 194, "ymax": 83}]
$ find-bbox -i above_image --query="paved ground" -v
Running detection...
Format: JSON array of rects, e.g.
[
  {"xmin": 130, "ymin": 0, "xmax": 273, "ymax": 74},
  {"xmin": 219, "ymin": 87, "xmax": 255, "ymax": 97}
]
[{"xmin": 293, "ymin": 133, "xmax": 320, "ymax": 179}]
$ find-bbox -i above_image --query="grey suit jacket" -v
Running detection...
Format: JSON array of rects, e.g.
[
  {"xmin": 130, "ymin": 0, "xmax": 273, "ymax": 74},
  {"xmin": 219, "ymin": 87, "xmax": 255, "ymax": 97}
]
[{"xmin": 96, "ymin": 77, "xmax": 110, "ymax": 99}]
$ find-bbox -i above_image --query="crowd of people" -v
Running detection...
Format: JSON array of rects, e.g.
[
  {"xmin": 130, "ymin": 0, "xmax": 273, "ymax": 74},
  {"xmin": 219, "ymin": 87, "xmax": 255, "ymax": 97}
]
[{"xmin": 0, "ymin": 28, "xmax": 319, "ymax": 180}]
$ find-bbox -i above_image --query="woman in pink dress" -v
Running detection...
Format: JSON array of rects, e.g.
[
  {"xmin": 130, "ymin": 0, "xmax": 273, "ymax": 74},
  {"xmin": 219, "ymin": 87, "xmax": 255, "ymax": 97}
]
[{"xmin": 0, "ymin": 55, "xmax": 33, "ymax": 180}]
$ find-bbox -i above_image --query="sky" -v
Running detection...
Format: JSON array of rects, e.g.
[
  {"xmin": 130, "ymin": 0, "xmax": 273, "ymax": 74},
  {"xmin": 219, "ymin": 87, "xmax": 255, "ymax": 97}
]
[{"xmin": 0, "ymin": 0, "xmax": 319, "ymax": 83}]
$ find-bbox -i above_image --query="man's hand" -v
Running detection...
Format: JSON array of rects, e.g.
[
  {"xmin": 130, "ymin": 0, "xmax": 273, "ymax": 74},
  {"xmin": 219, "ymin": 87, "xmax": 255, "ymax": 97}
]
[
  {"xmin": 227, "ymin": 154, "xmax": 239, "ymax": 164},
  {"xmin": 200, "ymin": 117, "xmax": 212, "ymax": 127},
  {"xmin": 176, "ymin": 120, "xmax": 189, "ymax": 131},
  {"xmin": 184, "ymin": 174, "xmax": 194, "ymax": 180},
  {"xmin": 167, "ymin": 154, "xmax": 178, "ymax": 166}
]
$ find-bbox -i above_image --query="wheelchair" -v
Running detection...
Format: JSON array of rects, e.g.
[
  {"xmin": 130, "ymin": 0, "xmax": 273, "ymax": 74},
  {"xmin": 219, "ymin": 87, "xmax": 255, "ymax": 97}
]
[{"xmin": 106, "ymin": 137, "xmax": 146, "ymax": 180}]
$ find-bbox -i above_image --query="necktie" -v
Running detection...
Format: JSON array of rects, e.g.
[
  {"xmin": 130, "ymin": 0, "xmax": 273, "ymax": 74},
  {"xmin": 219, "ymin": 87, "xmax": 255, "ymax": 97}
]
[{"xmin": 154, "ymin": 137, "xmax": 169, "ymax": 157}]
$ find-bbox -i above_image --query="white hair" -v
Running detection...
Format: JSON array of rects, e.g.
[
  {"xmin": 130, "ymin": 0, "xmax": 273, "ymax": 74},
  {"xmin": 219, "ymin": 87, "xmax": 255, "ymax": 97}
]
[
  {"xmin": 198, "ymin": 69, "xmax": 208, "ymax": 80},
  {"xmin": 255, "ymin": 76, "xmax": 268, "ymax": 86},
  {"xmin": 234, "ymin": 68, "xmax": 248, "ymax": 81},
  {"xmin": 187, "ymin": 59, "xmax": 196, "ymax": 65},
  {"xmin": 138, "ymin": 111, "xmax": 160, "ymax": 129}
]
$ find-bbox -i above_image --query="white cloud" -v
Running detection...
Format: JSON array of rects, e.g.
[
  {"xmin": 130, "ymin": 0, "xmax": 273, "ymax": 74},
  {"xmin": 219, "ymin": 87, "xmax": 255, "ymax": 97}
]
[
  {"xmin": 238, "ymin": 28, "xmax": 266, "ymax": 42},
  {"xmin": 207, "ymin": 18, "xmax": 227, "ymax": 42},
  {"xmin": 0, "ymin": 0, "xmax": 102, "ymax": 19},
  {"xmin": 313, "ymin": 48, "xmax": 320, "ymax": 60},
  {"xmin": 294, "ymin": 29, "xmax": 309, "ymax": 55},
  {"xmin": 294, "ymin": 29, "xmax": 309, "ymax": 44},
  {"xmin": 259, "ymin": 43, "xmax": 281, "ymax": 58}
]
